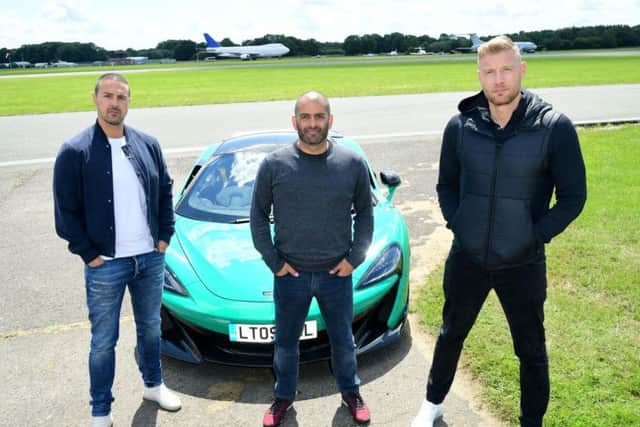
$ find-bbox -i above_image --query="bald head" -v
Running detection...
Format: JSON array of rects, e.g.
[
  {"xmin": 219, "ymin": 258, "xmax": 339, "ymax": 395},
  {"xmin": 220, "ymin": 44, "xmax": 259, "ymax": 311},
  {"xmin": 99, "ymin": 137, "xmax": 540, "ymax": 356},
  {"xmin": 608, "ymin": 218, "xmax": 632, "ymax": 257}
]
[
  {"xmin": 291, "ymin": 90, "xmax": 333, "ymax": 150},
  {"xmin": 294, "ymin": 91, "xmax": 331, "ymax": 116}
]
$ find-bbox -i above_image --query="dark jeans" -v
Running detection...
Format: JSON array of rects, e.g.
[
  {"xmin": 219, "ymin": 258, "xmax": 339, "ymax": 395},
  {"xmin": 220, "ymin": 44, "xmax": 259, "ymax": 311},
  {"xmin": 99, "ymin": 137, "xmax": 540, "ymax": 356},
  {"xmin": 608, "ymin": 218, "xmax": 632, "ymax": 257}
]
[
  {"xmin": 84, "ymin": 251, "xmax": 165, "ymax": 416},
  {"xmin": 426, "ymin": 251, "xmax": 549, "ymax": 427},
  {"xmin": 273, "ymin": 271, "xmax": 360, "ymax": 400}
]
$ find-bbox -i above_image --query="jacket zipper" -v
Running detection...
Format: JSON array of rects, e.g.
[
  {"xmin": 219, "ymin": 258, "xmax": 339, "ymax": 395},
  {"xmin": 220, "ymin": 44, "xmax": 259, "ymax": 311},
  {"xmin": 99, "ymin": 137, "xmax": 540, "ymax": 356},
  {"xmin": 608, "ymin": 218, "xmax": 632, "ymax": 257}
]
[{"xmin": 484, "ymin": 140, "xmax": 503, "ymax": 267}]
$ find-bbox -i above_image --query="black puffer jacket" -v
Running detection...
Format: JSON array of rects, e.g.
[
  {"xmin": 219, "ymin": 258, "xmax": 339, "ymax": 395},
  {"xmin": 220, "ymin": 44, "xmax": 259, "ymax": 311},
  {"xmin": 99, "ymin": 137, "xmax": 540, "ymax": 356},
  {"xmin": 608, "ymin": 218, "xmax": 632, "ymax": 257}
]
[{"xmin": 437, "ymin": 90, "xmax": 587, "ymax": 270}]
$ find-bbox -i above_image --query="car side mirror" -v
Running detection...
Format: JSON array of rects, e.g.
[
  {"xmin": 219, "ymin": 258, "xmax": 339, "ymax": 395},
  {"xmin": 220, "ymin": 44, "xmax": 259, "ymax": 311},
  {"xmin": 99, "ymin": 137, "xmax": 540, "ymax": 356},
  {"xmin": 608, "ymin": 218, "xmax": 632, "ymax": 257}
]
[{"xmin": 380, "ymin": 170, "xmax": 401, "ymax": 201}]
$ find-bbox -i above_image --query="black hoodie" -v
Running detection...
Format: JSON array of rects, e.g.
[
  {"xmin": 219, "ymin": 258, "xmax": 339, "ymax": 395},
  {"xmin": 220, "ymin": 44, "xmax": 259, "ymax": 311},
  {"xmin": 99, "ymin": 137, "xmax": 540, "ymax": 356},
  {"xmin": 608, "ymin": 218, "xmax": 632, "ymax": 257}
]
[{"xmin": 437, "ymin": 89, "xmax": 587, "ymax": 270}]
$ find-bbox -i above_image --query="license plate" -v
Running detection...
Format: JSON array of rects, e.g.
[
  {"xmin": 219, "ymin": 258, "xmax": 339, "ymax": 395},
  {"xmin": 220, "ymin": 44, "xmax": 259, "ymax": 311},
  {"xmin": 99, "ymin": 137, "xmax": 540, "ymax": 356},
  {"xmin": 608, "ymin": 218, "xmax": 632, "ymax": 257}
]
[{"xmin": 228, "ymin": 320, "xmax": 317, "ymax": 343}]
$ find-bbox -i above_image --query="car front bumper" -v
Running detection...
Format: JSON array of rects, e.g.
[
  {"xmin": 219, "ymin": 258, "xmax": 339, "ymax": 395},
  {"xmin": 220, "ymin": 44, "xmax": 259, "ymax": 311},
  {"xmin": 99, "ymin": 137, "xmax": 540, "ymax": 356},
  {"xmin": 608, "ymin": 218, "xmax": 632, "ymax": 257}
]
[{"xmin": 160, "ymin": 281, "xmax": 408, "ymax": 367}]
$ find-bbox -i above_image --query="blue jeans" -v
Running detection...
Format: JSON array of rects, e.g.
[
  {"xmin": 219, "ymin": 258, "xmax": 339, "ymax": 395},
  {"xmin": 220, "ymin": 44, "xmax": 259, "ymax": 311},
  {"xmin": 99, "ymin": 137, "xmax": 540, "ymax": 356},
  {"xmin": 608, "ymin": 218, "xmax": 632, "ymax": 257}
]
[
  {"xmin": 84, "ymin": 251, "xmax": 165, "ymax": 416},
  {"xmin": 273, "ymin": 271, "xmax": 360, "ymax": 400}
]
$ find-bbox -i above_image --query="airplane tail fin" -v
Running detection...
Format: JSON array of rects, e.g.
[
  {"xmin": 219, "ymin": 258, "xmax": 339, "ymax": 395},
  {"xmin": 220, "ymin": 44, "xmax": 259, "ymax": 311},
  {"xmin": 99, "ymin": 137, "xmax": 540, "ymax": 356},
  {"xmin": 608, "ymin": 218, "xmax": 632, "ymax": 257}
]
[
  {"xmin": 203, "ymin": 33, "xmax": 221, "ymax": 48},
  {"xmin": 470, "ymin": 33, "xmax": 483, "ymax": 46}
]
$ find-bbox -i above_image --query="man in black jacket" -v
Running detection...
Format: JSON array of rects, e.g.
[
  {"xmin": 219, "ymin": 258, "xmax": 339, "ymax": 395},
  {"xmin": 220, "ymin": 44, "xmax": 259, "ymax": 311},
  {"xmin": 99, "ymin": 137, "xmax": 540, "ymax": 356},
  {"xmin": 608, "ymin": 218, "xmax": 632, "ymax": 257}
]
[
  {"xmin": 412, "ymin": 36, "xmax": 586, "ymax": 427},
  {"xmin": 53, "ymin": 73, "xmax": 181, "ymax": 427}
]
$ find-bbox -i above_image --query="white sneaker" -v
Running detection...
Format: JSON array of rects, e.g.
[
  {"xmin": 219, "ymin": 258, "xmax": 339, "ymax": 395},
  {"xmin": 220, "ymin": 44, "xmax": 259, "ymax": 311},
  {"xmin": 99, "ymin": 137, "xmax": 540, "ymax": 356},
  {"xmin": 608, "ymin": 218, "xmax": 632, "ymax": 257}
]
[
  {"xmin": 411, "ymin": 399, "xmax": 443, "ymax": 427},
  {"xmin": 143, "ymin": 383, "xmax": 182, "ymax": 411},
  {"xmin": 91, "ymin": 413, "xmax": 113, "ymax": 427}
]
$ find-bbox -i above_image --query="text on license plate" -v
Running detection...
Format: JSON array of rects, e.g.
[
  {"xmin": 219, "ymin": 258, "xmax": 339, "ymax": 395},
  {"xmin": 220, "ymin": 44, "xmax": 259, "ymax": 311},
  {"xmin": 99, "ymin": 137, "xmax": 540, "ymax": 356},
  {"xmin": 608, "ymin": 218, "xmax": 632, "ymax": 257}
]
[{"xmin": 229, "ymin": 321, "xmax": 317, "ymax": 343}]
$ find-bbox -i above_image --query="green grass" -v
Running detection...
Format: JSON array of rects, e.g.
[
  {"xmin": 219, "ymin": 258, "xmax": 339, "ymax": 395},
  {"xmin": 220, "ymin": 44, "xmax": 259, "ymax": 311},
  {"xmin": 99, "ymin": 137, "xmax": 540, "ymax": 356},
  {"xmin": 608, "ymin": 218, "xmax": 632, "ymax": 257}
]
[
  {"xmin": 1, "ymin": 55, "xmax": 640, "ymax": 115},
  {"xmin": 2, "ymin": 47, "xmax": 638, "ymax": 76},
  {"xmin": 414, "ymin": 124, "xmax": 640, "ymax": 426},
  {"xmin": 0, "ymin": 54, "xmax": 458, "ymax": 75}
]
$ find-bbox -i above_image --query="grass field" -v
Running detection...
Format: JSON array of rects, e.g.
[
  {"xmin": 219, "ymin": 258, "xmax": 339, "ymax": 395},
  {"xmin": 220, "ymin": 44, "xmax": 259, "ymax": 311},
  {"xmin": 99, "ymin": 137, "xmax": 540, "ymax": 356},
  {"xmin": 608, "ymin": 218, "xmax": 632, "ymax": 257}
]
[
  {"xmin": 1, "ymin": 54, "xmax": 640, "ymax": 115},
  {"xmin": 1, "ymin": 54, "xmax": 447, "ymax": 75},
  {"xmin": 2, "ymin": 47, "xmax": 639, "ymax": 76},
  {"xmin": 414, "ymin": 124, "xmax": 640, "ymax": 426}
]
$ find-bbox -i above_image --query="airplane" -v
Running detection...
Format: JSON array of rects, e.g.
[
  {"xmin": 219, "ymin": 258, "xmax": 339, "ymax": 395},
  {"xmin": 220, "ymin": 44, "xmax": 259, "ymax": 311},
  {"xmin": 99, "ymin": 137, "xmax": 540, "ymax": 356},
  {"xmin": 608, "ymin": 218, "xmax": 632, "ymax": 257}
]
[
  {"xmin": 51, "ymin": 60, "xmax": 78, "ymax": 67},
  {"xmin": 203, "ymin": 33, "xmax": 290, "ymax": 60},
  {"xmin": 410, "ymin": 47, "xmax": 435, "ymax": 56},
  {"xmin": 467, "ymin": 33, "xmax": 537, "ymax": 53}
]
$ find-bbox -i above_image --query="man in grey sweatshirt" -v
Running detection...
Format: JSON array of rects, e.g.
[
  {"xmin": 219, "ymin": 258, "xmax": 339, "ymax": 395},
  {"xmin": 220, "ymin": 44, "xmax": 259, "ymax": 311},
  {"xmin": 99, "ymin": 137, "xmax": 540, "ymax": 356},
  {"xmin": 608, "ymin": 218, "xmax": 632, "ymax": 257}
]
[{"xmin": 251, "ymin": 91, "xmax": 373, "ymax": 426}]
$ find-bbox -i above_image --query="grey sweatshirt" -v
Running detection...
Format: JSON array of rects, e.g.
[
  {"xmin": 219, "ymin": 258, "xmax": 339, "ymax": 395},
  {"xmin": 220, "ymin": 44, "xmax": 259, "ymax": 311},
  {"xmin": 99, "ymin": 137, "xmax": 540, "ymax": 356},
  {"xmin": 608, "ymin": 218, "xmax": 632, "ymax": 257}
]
[{"xmin": 250, "ymin": 141, "xmax": 373, "ymax": 273}]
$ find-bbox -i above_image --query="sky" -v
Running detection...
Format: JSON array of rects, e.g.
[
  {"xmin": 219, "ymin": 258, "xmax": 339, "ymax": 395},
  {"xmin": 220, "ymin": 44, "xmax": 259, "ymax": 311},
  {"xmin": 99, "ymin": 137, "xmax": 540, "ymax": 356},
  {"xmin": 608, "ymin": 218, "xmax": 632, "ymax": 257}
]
[{"xmin": 1, "ymin": 0, "xmax": 639, "ymax": 50}]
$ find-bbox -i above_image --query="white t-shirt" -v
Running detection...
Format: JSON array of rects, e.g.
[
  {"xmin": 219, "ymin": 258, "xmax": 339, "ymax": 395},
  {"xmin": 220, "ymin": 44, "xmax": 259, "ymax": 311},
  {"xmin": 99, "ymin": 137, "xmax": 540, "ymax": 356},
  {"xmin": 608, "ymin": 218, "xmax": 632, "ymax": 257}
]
[{"xmin": 105, "ymin": 136, "xmax": 154, "ymax": 258}]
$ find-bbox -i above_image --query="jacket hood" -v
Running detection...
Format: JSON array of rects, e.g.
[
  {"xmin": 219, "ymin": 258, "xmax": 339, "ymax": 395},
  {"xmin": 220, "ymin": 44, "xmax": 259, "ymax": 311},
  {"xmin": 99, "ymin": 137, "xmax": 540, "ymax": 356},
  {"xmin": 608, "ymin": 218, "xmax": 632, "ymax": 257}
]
[{"xmin": 458, "ymin": 89, "xmax": 553, "ymax": 129}]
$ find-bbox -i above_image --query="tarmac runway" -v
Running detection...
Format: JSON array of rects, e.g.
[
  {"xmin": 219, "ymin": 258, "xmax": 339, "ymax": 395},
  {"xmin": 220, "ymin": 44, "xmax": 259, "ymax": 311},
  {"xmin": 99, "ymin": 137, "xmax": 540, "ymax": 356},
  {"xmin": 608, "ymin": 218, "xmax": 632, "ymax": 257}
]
[
  {"xmin": 1, "ymin": 84, "xmax": 639, "ymax": 167},
  {"xmin": 0, "ymin": 86, "xmax": 638, "ymax": 426}
]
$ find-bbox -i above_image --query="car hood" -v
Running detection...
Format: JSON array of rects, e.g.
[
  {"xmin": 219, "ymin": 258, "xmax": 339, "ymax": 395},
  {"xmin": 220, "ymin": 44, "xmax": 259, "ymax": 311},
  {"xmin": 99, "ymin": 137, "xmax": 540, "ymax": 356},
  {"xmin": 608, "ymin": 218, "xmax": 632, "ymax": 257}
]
[{"xmin": 175, "ymin": 218, "xmax": 274, "ymax": 303}]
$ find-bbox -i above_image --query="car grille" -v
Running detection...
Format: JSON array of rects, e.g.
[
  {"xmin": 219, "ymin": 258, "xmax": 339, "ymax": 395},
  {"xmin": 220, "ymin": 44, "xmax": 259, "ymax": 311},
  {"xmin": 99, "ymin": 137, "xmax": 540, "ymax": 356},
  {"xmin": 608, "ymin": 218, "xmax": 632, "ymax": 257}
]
[{"xmin": 161, "ymin": 281, "xmax": 406, "ymax": 367}]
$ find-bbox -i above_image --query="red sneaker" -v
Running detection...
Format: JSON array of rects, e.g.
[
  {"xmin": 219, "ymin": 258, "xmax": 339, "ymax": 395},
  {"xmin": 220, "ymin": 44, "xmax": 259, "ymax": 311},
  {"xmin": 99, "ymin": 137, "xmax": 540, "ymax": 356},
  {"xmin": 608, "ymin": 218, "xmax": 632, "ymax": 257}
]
[
  {"xmin": 263, "ymin": 399, "xmax": 293, "ymax": 427},
  {"xmin": 342, "ymin": 392, "xmax": 371, "ymax": 424}
]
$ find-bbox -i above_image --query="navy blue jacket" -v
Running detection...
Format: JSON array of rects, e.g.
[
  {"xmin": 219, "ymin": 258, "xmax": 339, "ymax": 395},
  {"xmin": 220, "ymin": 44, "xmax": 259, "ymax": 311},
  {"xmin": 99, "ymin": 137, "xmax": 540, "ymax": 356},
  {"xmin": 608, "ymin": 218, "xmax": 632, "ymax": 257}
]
[
  {"xmin": 53, "ymin": 121, "xmax": 174, "ymax": 264},
  {"xmin": 437, "ymin": 90, "xmax": 587, "ymax": 270}
]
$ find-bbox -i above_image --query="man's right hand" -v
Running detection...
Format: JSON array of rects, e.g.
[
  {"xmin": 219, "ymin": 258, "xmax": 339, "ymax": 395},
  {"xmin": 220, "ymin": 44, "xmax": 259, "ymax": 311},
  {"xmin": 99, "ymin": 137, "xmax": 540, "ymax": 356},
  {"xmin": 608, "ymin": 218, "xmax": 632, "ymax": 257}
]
[
  {"xmin": 276, "ymin": 262, "xmax": 299, "ymax": 277},
  {"xmin": 87, "ymin": 257, "xmax": 105, "ymax": 268}
]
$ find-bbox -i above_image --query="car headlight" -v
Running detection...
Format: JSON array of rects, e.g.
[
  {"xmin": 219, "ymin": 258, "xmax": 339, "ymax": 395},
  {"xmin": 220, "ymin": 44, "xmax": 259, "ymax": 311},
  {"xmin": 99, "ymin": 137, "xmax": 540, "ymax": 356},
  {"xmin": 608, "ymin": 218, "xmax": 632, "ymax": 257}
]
[
  {"xmin": 164, "ymin": 267, "xmax": 189, "ymax": 296},
  {"xmin": 356, "ymin": 244, "xmax": 403, "ymax": 289}
]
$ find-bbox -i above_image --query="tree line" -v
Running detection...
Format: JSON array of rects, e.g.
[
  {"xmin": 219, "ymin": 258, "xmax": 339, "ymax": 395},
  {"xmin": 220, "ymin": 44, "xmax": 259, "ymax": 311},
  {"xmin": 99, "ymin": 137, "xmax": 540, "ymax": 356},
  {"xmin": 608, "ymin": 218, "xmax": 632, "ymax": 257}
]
[
  {"xmin": 341, "ymin": 25, "xmax": 640, "ymax": 54},
  {"xmin": 2, "ymin": 24, "xmax": 639, "ymax": 65}
]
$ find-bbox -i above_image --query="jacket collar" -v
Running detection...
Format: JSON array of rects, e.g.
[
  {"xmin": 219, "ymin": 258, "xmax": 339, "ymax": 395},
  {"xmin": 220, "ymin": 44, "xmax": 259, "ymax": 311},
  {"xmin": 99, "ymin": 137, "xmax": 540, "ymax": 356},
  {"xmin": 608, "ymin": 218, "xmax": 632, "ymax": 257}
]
[
  {"xmin": 92, "ymin": 120, "xmax": 131, "ymax": 145},
  {"xmin": 458, "ymin": 89, "xmax": 553, "ymax": 135}
]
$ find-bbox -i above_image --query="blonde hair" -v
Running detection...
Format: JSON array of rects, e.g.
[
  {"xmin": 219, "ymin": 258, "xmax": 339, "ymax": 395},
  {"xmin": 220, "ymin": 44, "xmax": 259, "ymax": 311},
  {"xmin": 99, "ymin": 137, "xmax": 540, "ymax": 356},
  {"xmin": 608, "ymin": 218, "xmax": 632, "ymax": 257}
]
[{"xmin": 477, "ymin": 35, "xmax": 520, "ymax": 62}]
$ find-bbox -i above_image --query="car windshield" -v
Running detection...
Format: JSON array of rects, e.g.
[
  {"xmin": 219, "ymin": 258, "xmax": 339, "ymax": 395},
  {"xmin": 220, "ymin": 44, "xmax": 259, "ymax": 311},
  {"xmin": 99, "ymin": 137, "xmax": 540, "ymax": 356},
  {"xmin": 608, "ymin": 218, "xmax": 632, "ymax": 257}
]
[{"xmin": 176, "ymin": 146, "xmax": 275, "ymax": 223}]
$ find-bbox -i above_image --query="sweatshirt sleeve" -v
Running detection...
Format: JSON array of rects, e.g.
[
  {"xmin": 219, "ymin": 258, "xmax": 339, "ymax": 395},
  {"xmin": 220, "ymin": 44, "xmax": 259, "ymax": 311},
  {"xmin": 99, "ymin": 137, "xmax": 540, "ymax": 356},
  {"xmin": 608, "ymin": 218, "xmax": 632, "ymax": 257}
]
[
  {"xmin": 534, "ymin": 115, "xmax": 587, "ymax": 243},
  {"xmin": 436, "ymin": 116, "xmax": 462, "ymax": 226},
  {"xmin": 345, "ymin": 156, "xmax": 373, "ymax": 268},
  {"xmin": 250, "ymin": 158, "xmax": 285, "ymax": 273},
  {"xmin": 53, "ymin": 143, "xmax": 100, "ymax": 264}
]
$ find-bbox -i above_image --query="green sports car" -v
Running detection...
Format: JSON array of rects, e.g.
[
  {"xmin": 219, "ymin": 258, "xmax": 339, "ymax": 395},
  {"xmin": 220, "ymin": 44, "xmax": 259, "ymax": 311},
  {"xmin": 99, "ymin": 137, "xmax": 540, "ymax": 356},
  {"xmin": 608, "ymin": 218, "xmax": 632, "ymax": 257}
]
[{"xmin": 161, "ymin": 131, "xmax": 410, "ymax": 366}]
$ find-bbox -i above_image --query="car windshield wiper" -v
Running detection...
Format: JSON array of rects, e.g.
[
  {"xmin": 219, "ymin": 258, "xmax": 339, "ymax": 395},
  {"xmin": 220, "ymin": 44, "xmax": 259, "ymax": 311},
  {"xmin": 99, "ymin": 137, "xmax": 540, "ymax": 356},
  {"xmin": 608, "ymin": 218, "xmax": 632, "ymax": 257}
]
[{"xmin": 232, "ymin": 215, "xmax": 274, "ymax": 224}]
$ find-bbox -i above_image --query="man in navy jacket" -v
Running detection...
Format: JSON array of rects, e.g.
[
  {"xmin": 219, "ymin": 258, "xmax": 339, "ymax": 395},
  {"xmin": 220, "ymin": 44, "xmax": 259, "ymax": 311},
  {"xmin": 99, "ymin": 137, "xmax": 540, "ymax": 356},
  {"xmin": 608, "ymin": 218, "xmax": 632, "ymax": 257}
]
[{"xmin": 53, "ymin": 73, "xmax": 181, "ymax": 427}]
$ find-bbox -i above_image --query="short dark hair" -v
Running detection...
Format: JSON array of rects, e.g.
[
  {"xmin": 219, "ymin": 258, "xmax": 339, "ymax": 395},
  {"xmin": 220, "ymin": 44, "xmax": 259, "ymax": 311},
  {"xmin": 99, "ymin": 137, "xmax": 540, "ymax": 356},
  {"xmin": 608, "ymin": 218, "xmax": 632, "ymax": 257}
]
[
  {"xmin": 294, "ymin": 90, "xmax": 330, "ymax": 115},
  {"xmin": 94, "ymin": 73, "xmax": 131, "ymax": 97}
]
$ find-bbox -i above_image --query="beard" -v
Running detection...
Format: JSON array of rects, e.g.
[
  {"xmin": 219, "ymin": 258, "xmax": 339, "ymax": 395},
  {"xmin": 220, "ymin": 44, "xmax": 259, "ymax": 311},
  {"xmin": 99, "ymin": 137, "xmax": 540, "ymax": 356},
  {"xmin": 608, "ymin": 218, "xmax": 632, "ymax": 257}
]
[
  {"xmin": 296, "ymin": 123, "xmax": 329, "ymax": 146},
  {"xmin": 102, "ymin": 108, "xmax": 126, "ymax": 126},
  {"xmin": 484, "ymin": 85, "xmax": 521, "ymax": 107}
]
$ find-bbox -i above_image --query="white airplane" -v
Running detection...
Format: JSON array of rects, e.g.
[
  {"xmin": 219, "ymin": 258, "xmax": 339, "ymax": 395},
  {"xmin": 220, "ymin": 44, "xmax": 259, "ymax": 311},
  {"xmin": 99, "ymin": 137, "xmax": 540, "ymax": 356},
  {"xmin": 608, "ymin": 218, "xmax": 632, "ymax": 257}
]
[
  {"xmin": 51, "ymin": 60, "xmax": 78, "ymax": 67},
  {"xmin": 203, "ymin": 33, "xmax": 290, "ymax": 60},
  {"xmin": 409, "ymin": 47, "xmax": 434, "ymax": 55},
  {"xmin": 468, "ymin": 33, "xmax": 537, "ymax": 53}
]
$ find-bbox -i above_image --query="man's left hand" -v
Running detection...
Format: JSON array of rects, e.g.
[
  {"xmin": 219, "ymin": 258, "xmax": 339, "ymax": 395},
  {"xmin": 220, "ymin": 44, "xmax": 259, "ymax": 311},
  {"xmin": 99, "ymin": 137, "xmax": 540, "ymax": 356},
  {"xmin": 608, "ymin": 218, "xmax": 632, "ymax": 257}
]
[
  {"xmin": 329, "ymin": 259, "xmax": 353, "ymax": 277},
  {"xmin": 157, "ymin": 240, "xmax": 169, "ymax": 253}
]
